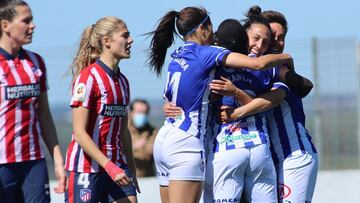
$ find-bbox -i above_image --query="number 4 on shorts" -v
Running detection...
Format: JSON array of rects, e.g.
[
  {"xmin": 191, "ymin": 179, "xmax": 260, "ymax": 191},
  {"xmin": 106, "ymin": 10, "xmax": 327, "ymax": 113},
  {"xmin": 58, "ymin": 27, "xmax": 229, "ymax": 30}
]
[{"xmin": 77, "ymin": 173, "xmax": 90, "ymax": 188}]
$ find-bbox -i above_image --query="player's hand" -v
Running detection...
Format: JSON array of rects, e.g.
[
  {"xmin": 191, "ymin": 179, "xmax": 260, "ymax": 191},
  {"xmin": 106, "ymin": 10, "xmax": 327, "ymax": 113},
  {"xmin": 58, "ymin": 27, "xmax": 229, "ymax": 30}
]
[
  {"xmin": 210, "ymin": 76, "xmax": 237, "ymax": 96},
  {"xmin": 163, "ymin": 102, "xmax": 183, "ymax": 118},
  {"xmin": 53, "ymin": 162, "xmax": 66, "ymax": 193},
  {"xmin": 113, "ymin": 172, "xmax": 132, "ymax": 186},
  {"xmin": 104, "ymin": 160, "xmax": 131, "ymax": 186},
  {"xmin": 284, "ymin": 54, "xmax": 294, "ymax": 71}
]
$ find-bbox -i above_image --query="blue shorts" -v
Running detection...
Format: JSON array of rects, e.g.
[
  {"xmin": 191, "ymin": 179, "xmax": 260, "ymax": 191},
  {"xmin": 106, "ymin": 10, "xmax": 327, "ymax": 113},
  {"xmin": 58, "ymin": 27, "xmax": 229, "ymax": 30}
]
[
  {"xmin": 0, "ymin": 159, "xmax": 50, "ymax": 203},
  {"xmin": 65, "ymin": 169, "xmax": 137, "ymax": 203}
]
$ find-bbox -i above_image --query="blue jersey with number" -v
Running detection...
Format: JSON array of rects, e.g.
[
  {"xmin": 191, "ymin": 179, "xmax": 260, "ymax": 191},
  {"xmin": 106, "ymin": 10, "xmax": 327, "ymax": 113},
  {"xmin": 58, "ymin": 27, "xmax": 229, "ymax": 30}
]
[
  {"xmin": 164, "ymin": 42, "xmax": 230, "ymax": 138},
  {"xmin": 213, "ymin": 65, "xmax": 289, "ymax": 152}
]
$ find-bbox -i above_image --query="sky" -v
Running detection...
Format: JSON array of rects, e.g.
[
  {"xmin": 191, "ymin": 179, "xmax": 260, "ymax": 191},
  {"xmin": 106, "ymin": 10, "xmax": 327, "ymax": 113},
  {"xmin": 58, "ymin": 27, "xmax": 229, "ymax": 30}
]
[{"xmin": 24, "ymin": 0, "xmax": 360, "ymax": 106}]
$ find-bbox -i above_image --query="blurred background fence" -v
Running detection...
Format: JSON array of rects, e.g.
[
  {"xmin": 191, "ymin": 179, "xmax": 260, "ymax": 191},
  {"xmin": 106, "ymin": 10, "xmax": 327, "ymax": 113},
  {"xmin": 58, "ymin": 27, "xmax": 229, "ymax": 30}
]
[{"xmin": 32, "ymin": 36, "xmax": 360, "ymax": 179}]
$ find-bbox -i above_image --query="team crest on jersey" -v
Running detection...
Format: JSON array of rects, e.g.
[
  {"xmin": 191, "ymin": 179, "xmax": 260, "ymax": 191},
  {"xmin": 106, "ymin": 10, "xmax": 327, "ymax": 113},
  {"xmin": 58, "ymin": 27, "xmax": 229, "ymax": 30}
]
[
  {"xmin": 73, "ymin": 83, "xmax": 86, "ymax": 102},
  {"xmin": 31, "ymin": 66, "xmax": 42, "ymax": 77},
  {"xmin": 79, "ymin": 188, "xmax": 91, "ymax": 202}
]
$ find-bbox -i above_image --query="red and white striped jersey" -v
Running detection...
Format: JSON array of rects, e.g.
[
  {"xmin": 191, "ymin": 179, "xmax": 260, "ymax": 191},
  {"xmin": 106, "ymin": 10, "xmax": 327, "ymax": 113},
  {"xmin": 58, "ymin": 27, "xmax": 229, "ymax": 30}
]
[
  {"xmin": 65, "ymin": 59, "xmax": 130, "ymax": 173},
  {"xmin": 0, "ymin": 47, "xmax": 47, "ymax": 164}
]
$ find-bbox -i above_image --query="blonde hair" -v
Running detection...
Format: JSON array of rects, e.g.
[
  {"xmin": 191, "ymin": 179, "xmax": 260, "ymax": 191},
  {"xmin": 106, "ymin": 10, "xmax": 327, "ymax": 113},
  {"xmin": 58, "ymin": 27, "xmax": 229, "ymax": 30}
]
[{"xmin": 70, "ymin": 17, "xmax": 125, "ymax": 79}]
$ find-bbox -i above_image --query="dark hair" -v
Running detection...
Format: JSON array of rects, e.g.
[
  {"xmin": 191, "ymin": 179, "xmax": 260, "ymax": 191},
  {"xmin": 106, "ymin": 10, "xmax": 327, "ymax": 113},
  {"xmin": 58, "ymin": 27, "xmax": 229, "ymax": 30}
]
[
  {"xmin": 146, "ymin": 7, "xmax": 210, "ymax": 75},
  {"xmin": 262, "ymin": 10, "xmax": 288, "ymax": 35},
  {"xmin": 0, "ymin": 0, "xmax": 28, "ymax": 37},
  {"xmin": 216, "ymin": 19, "xmax": 248, "ymax": 55},
  {"xmin": 130, "ymin": 99, "xmax": 150, "ymax": 114},
  {"xmin": 243, "ymin": 5, "xmax": 271, "ymax": 33}
]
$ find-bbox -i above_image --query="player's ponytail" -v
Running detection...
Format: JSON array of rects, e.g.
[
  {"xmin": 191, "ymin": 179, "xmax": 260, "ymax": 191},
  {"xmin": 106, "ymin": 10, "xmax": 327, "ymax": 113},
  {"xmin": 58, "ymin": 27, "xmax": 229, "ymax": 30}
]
[
  {"xmin": 146, "ymin": 10, "xmax": 178, "ymax": 76},
  {"xmin": 146, "ymin": 7, "xmax": 210, "ymax": 76},
  {"xmin": 70, "ymin": 25, "xmax": 98, "ymax": 78},
  {"xmin": 70, "ymin": 17, "xmax": 125, "ymax": 80}
]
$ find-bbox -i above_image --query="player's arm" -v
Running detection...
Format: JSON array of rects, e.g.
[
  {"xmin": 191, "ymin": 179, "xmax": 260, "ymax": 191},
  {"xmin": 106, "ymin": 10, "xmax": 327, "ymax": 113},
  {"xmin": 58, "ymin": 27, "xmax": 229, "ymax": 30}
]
[
  {"xmin": 120, "ymin": 113, "xmax": 141, "ymax": 193},
  {"xmin": 221, "ymin": 88, "xmax": 287, "ymax": 122},
  {"xmin": 72, "ymin": 106, "xmax": 131, "ymax": 186},
  {"xmin": 277, "ymin": 65, "xmax": 313, "ymax": 98},
  {"xmin": 209, "ymin": 76, "xmax": 253, "ymax": 105},
  {"xmin": 223, "ymin": 52, "xmax": 293, "ymax": 70},
  {"xmin": 38, "ymin": 92, "xmax": 66, "ymax": 194}
]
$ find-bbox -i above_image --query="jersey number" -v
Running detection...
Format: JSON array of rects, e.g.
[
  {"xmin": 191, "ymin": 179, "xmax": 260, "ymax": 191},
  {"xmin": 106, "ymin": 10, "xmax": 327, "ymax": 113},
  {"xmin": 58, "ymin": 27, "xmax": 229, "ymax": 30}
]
[{"xmin": 77, "ymin": 173, "xmax": 90, "ymax": 188}]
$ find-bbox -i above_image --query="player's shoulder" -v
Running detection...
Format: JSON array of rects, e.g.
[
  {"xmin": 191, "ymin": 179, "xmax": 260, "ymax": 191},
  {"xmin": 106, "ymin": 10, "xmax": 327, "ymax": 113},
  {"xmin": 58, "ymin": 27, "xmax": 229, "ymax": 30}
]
[
  {"xmin": 194, "ymin": 45, "xmax": 227, "ymax": 61},
  {"xmin": 74, "ymin": 63, "xmax": 100, "ymax": 82},
  {"xmin": 81, "ymin": 62, "xmax": 100, "ymax": 74},
  {"xmin": 197, "ymin": 44, "xmax": 228, "ymax": 52},
  {"xmin": 209, "ymin": 45, "xmax": 228, "ymax": 51}
]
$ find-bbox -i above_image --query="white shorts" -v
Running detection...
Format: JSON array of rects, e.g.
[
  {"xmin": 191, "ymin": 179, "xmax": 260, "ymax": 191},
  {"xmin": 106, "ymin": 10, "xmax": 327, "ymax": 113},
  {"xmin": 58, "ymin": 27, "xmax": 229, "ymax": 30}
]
[
  {"xmin": 153, "ymin": 124, "xmax": 205, "ymax": 186},
  {"xmin": 276, "ymin": 152, "xmax": 318, "ymax": 203},
  {"xmin": 204, "ymin": 144, "xmax": 277, "ymax": 203}
]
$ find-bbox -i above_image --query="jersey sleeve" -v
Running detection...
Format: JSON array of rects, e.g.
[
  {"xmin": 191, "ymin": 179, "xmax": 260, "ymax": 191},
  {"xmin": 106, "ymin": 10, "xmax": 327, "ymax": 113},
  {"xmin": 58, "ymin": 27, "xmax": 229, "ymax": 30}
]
[
  {"xmin": 36, "ymin": 54, "xmax": 48, "ymax": 92},
  {"xmin": 70, "ymin": 70, "xmax": 98, "ymax": 108},
  {"xmin": 200, "ymin": 46, "xmax": 231, "ymax": 70},
  {"xmin": 270, "ymin": 67, "xmax": 290, "ymax": 95}
]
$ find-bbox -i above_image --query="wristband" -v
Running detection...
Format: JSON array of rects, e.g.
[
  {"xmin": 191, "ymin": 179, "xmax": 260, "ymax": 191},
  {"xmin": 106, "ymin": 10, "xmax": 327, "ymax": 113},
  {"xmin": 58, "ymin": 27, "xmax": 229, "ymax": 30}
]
[{"xmin": 104, "ymin": 160, "xmax": 124, "ymax": 180}]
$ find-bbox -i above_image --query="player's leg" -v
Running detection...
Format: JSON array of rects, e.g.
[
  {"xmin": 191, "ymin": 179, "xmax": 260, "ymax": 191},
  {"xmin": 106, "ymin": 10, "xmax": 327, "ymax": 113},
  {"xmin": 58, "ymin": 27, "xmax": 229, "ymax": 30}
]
[
  {"xmin": 153, "ymin": 124, "xmax": 172, "ymax": 203},
  {"xmin": 164, "ymin": 127, "xmax": 205, "ymax": 203},
  {"xmin": 22, "ymin": 159, "xmax": 51, "ymax": 203},
  {"xmin": 159, "ymin": 185, "xmax": 169, "ymax": 203},
  {"xmin": 277, "ymin": 152, "xmax": 318, "ymax": 203},
  {"xmin": 244, "ymin": 144, "xmax": 277, "ymax": 203},
  {"xmin": 168, "ymin": 180, "xmax": 202, "ymax": 203},
  {"xmin": 0, "ymin": 162, "xmax": 26, "ymax": 203},
  {"xmin": 204, "ymin": 148, "xmax": 248, "ymax": 203}
]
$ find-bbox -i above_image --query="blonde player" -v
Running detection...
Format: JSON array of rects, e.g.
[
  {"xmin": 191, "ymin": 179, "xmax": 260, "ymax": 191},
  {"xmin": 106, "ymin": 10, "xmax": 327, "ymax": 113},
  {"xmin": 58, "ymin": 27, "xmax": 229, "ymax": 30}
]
[{"xmin": 65, "ymin": 17, "xmax": 139, "ymax": 203}]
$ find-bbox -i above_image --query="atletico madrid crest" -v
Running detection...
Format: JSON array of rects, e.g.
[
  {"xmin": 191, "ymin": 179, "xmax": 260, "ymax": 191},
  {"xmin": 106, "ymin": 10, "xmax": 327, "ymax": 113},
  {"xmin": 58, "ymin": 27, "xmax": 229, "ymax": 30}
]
[{"xmin": 79, "ymin": 188, "xmax": 91, "ymax": 202}]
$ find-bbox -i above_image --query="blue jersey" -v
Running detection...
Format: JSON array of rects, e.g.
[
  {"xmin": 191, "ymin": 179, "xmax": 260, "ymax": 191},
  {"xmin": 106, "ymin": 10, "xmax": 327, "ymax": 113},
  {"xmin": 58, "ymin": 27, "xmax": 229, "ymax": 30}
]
[
  {"xmin": 164, "ymin": 42, "xmax": 230, "ymax": 138},
  {"xmin": 213, "ymin": 66, "xmax": 289, "ymax": 152},
  {"xmin": 267, "ymin": 68, "xmax": 317, "ymax": 164}
]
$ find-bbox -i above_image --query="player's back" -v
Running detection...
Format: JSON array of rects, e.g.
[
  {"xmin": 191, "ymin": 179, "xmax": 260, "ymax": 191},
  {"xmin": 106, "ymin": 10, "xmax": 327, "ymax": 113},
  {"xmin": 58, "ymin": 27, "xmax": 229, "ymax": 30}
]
[{"xmin": 164, "ymin": 42, "xmax": 230, "ymax": 138}]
